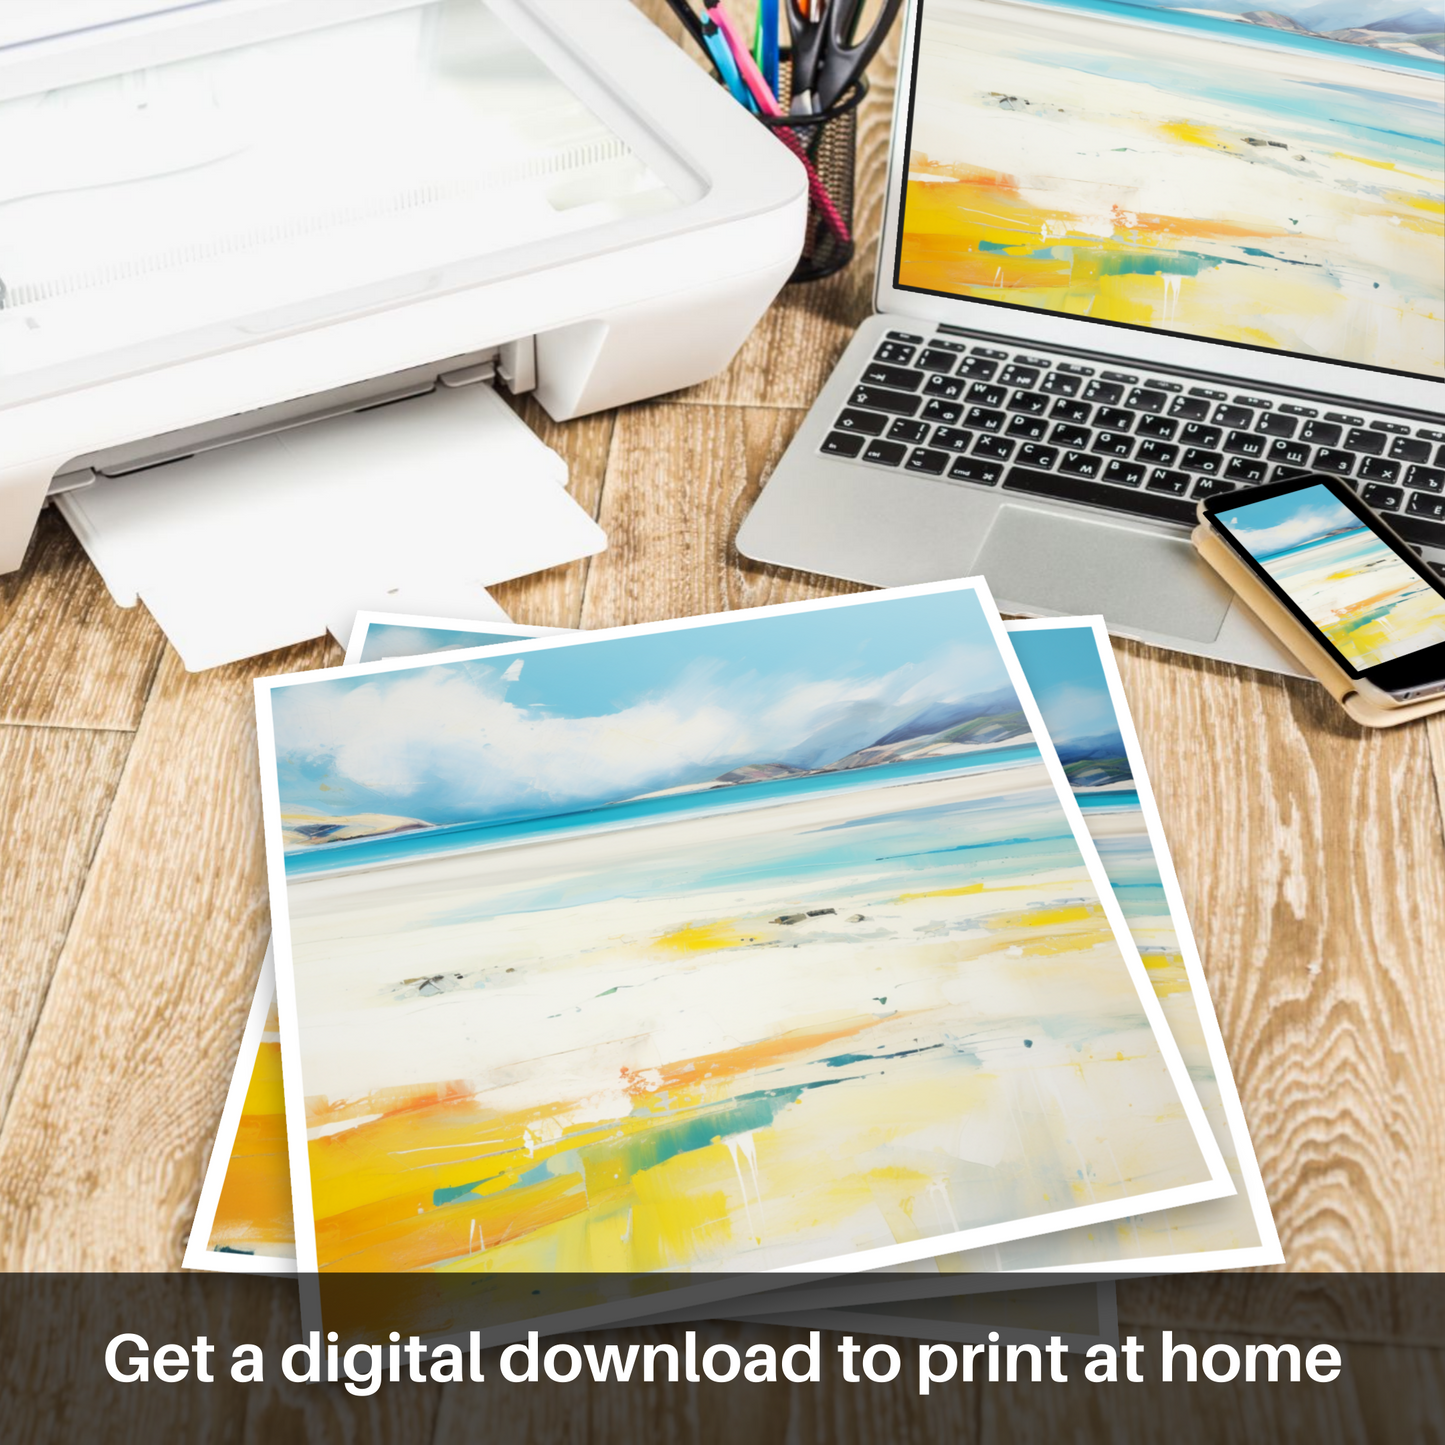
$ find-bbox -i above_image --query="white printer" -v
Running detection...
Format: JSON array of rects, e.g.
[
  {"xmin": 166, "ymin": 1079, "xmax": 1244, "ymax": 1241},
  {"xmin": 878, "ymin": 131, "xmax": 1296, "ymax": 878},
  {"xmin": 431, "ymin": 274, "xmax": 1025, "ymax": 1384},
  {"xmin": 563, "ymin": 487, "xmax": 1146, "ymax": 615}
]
[{"xmin": 0, "ymin": 0, "xmax": 806, "ymax": 665}]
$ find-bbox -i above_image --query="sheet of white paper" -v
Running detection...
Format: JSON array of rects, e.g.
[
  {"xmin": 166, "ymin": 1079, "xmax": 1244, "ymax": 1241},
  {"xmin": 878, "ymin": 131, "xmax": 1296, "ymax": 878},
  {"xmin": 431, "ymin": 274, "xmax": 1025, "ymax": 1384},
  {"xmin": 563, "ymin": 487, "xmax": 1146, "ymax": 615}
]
[{"xmin": 57, "ymin": 384, "xmax": 602, "ymax": 670}]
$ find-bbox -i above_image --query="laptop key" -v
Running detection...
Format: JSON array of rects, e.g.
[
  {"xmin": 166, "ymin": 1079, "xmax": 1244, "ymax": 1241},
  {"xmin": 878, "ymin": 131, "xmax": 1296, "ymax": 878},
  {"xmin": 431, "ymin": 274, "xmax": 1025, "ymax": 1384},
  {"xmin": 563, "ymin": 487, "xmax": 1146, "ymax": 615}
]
[
  {"xmin": 1050, "ymin": 398, "xmax": 1092, "ymax": 424},
  {"xmin": 835, "ymin": 408, "xmax": 890, "ymax": 435},
  {"xmin": 1007, "ymin": 414, "xmax": 1048, "ymax": 441},
  {"xmin": 916, "ymin": 348, "xmax": 959, "ymax": 374},
  {"xmin": 907, "ymin": 447, "xmax": 951, "ymax": 475},
  {"xmin": 821, "ymin": 431, "xmax": 865, "ymax": 458},
  {"xmin": 850, "ymin": 384, "xmax": 921, "ymax": 417},
  {"xmin": 1257, "ymin": 413, "xmax": 1298, "ymax": 438},
  {"xmin": 1136, "ymin": 440, "xmax": 1178, "ymax": 467},
  {"xmin": 1389, "ymin": 436, "xmax": 1431, "ymax": 463},
  {"xmin": 886, "ymin": 330, "xmax": 924, "ymax": 343},
  {"xmin": 1017, "ymin": 443, "xmax": 1059, "ymax": 469},
  {"xmin": 1314, "ymin": 448, "xmax": 1354, "ymax": 476},
  {"xmin": 860, "ymin": 438, "xmax": 908, "ymax": 467},
  {"xmin": 965, "ymin": 406, "xmax": 1006, "ymax": 432},
  {"xmin": 887, "ymin": 418, "xmax": 932, "ymax": 444},
  {"xmin": 957, "ymin": 356, "xmax": 1000, "ymax": 379},
  {"xmin": 1147, "ymin": 469, "xmax": 1191, "ymax": 495},
  {"xmin": 998, "ymin": 364, "xmax": 1040, "ymax": 388},
  {"xmin": 1180, "ymin": 423, "xmax": 1222, "ymax": 449},
  {"xmin": 922, "ymin": 398, "xmax": 963, "ymax": 424},
  {"xmin": 1359, "ymin": 456, "xmax": 1400, "ymax": 482},
  {"xmin": 1095, "ymin": 406, "xmax": 1134, "ymax": 432},
  {"xmin": 1215, "ymin": 404, "xmax": 1254, "ymax": 429},
  {"xmin": 930, "ymin": 427, "xmax": 975, "ymax": 452},
  {"xmin": 1268, "ymin": 438, "xmax": 1312, "ymax": 467},
  {"xmin": 1051, "ymin": 424, "xmax": 1091, "ymax": 450},
  {"xmin": 1083, "ymin": 380, "xmax": 1124, "ymax": 405},
  {"xmin": 1003, "ymin": 465, "xmax": 1197, "ymax": 524},
  {"xmin": 1223, "ymin": 430, "xmax": 1266, "ymax": 458},
  {"xmin": 1093, "ymin": 432, "xmax": 1134, "ymax": 457},
  {"xmin": 967, "ymin": 382, "xmax": 1008, "ymax": 407},
  {"xmin": 874, "ymin": 342, "xmax": 917, "ymax": 365},
  {"xmin": 1344, "ymin": 428, "xmax": 1384, "ymax": 455},
  {"xmin": 948, "ymin": 457, "xmax": 1003, "ymax": 485},
  {"xmin": 1008, "ymin": 390, "xmax": 1050, "ymax": 415},
  {"xmin": 923, "ymin": 374, "xmax": 966, "ymax": 400},
  {"xmin": 1192, "ymin": 476, "xmax": 1236, "ymax": 499},
  {"xmin": 1407, "ymin": 491, "xmax": 1445, "ymax": 520},
  {"xmin": 1041, "ymin": 372, "xmax": 1081, "ymax": 397},
  {"xmin": 863, "ymin": 363, "xmax": 925, "ymax": 390},
  {"xmin": 1182, "ymin": 448, "xmax": 1223, "ymax": 474},
  {"xmin": 1136, "ymin": 413, "xmax": 1178, "ymax": 440},
  {"xmin": 1126, "ymin": 388, "xmax": 1167, "ymax": 413},
  {"xmin": 1406, "ymin": 465, "xmax": 1445, "ymax": 493},
  {"xmin": 974, "ymin": 435, "xmax": 1015, "ymax": 461},
  {"xmin": 1060, "ymin": 450, "xmax": 1102, "ymax": 478},
  {"xmin": 1168, "ymin": 395, "xmax": 1211, "ymax": 421},
  {"xmin": 1225, "ymin": 456, "xmax": 1268, "ymax": 482},
  {"xmin": 1392, "ymin": 513, "xmax": 1445, "ymax": 550},
  {"xmin": 1361, "ymin": 483, "xmax": 1402, "ymax": 511},
  {"xmin": 1103, "ymin": 459, "xmax": 1145, "ymax": 487},
  {"xmin": 1300, "ymin": 420, "xmax": 1341, "ymax": 446}
]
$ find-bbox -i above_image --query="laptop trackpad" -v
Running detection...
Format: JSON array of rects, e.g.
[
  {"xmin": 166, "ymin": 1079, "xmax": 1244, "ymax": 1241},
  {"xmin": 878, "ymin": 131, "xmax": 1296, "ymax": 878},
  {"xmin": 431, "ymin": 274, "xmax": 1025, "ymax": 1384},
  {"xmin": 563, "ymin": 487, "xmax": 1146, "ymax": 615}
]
[{"xmin": 976, "ymin": 505, "xmax": 1233, "ymax": 643}]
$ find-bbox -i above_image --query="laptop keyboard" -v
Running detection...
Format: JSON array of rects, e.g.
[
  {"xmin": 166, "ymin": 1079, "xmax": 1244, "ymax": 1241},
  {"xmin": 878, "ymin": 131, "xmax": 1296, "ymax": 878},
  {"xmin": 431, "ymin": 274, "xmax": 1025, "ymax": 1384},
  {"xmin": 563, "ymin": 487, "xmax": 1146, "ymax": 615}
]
[{"xmin": 821, "ymin": 329, "xmax": 1445, "ymax": 568}]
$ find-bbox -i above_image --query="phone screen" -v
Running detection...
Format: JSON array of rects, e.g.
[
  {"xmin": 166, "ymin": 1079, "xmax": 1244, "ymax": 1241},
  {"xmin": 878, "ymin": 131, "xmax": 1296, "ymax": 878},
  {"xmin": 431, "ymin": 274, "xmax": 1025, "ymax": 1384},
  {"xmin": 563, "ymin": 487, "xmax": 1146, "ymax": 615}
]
[{"xmin": 1213, "ymin": 482, "xmax": 1445, "ymax": 676}]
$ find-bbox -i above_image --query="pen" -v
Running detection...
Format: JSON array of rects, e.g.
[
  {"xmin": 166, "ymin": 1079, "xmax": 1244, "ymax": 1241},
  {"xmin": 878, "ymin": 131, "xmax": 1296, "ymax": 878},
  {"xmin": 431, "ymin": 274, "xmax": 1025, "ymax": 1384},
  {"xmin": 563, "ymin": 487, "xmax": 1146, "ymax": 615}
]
[{"xmin": 700, "ymin": 12, "xmax": 756, "ymax": 109}]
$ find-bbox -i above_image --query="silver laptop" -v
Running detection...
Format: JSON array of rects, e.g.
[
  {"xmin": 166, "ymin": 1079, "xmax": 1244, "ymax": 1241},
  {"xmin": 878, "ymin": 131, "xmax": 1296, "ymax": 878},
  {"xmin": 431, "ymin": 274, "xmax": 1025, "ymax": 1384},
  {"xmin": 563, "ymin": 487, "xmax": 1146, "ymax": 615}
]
[{"xmin": 738, "ymin": 0, "xmax": 1445, "ymax": 672}]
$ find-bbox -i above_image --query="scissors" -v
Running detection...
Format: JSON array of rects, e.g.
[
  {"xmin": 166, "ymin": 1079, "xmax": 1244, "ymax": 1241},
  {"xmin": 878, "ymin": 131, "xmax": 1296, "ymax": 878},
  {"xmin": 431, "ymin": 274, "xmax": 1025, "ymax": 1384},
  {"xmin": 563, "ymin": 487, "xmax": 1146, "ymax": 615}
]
[{"xmin": 785, "ymin": 0, "xmax": 903, "ymax": 114}]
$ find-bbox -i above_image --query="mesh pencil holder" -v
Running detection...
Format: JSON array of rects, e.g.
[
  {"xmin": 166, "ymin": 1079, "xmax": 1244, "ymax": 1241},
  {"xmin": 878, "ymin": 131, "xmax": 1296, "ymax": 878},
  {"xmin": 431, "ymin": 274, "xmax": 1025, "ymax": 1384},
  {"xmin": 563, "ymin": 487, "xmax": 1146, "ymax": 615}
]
[{"xmin": 759, "ymin": 63, "xmax": 867, "ymax": 284}]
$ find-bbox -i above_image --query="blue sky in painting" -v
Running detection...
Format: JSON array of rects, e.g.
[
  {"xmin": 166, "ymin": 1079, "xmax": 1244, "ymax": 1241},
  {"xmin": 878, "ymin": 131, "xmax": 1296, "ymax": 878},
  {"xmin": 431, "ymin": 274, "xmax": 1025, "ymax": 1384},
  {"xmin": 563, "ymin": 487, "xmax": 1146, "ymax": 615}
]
[
  {"xmin": 1220, "ymin": 484, "xmax": 1363, "ymax": 559},
  {"xmin": 1008, "ymin": 626, "xmax": 1126, "ymax": 755},
  {"xmin": 272, "ymin": 589, "xmax": 1024, "ymax": 828}
]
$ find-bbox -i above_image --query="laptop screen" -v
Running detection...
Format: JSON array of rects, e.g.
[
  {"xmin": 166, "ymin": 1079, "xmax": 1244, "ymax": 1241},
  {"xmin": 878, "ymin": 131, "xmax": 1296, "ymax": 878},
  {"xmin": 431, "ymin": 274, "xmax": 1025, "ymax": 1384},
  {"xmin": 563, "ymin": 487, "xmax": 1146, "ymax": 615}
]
[{"xmin": 893, "ymin": 0, "xmax": 1445, "ymax": 380}]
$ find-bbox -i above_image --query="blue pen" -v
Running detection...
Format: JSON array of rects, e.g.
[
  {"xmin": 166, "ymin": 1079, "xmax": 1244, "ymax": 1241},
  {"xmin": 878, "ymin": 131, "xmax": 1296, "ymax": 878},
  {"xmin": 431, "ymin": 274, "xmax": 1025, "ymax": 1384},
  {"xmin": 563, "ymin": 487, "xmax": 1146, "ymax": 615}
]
[
  {"xmin": 701, "ymin": 14, "xmax": 755, "ymax": 110},
  {"xmin": 758, "ymin": 0, "xmax": 780, "ymax": 98}
]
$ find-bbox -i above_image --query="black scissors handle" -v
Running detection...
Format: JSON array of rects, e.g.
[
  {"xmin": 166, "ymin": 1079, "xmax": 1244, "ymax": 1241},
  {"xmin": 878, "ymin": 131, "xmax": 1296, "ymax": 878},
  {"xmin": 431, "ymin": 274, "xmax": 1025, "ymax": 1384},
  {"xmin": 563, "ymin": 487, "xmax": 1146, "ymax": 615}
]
[{"xmin": 819, "ymin": 0, "xmax": 904, "ymax": 109}]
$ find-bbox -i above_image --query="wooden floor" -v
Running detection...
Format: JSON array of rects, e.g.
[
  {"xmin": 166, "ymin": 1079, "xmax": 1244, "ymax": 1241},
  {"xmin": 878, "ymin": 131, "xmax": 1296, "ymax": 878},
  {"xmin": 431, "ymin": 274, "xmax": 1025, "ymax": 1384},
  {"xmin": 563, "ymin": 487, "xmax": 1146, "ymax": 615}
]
[{"xmin": 0, "ymin": 6, "xmax": 1442, "ymax": 1439}]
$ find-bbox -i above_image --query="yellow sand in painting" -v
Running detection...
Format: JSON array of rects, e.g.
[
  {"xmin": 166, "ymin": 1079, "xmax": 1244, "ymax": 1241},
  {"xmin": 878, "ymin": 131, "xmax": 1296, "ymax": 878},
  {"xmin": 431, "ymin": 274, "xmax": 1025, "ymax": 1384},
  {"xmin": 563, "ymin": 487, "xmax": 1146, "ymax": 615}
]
[{"xmin": 209, "ymin": 1005, "xmax": 294, "ymax": 1255}]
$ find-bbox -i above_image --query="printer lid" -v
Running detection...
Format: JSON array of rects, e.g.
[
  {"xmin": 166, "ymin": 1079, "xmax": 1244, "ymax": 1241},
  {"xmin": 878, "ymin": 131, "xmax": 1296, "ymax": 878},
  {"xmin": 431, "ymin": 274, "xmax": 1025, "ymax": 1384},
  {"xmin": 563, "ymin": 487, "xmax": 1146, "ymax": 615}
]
[{"xmin": 0, "ymin": 0, "xmax": 702, "ymax": 411}]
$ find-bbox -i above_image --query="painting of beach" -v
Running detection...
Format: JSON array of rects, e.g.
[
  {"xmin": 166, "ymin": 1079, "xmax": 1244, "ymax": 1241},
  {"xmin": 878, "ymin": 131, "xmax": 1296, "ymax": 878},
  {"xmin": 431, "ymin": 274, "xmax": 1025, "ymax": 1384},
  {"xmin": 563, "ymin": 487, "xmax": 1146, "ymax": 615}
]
[
  {"xmin": 1222, "ymin": 483, "xmax": 1445, "ymax": 668},
  {"xmin": 899, "ymin": 0, "xmax": 1444, "ymax": 376},
  {"xmin": 260, "ymin": 586, "xmax": 1224, "ymax": 1280}
]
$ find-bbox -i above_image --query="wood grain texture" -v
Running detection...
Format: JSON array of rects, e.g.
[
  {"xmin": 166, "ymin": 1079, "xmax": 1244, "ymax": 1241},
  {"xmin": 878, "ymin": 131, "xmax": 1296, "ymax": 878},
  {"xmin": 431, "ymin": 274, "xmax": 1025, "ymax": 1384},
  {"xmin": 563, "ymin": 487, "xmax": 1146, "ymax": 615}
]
[
  {"xmin": 0, "ymin": 639, "xmax": 336, "ymax": 1269},
  {"xmin": 0, "ymin": 725, "xmax": 133, "ymax": 1127},
  {"xmin": 1107, "ymin": 636, "xmax": 1445, "ymax": 1270},
  {"xmin": 0, "ymin": 510, "xmax": 165, "ymax": 731},
  {"xmin": 580, "ymin": 402, "xmax": 865, "ymax": 630}
]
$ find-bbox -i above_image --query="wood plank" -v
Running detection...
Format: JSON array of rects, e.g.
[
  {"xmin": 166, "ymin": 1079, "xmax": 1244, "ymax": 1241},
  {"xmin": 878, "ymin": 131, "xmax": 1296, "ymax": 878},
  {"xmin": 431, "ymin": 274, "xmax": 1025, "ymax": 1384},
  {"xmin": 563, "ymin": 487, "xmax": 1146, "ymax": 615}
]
[
  {"xmin": 1108, "ymin": 637, "xmax": 1445, "ymax": 1270},
  {"xmin": 580, "ymin": 402, "xmax": 866, "ymax": 630},
  {"xmin": 0, "ymin": 725, "xmax": 133, "ymax": 1126},
  {"xmin": 0, "ymin": 638, "xmax": 336, "ymax": 1270},
  {"xmin": 490, "ymin": 397, "xmax": 614, "ymax": 631},
  {"xmin": 0, "ymin": 509, "xmax": 165, "ymax": 731}
]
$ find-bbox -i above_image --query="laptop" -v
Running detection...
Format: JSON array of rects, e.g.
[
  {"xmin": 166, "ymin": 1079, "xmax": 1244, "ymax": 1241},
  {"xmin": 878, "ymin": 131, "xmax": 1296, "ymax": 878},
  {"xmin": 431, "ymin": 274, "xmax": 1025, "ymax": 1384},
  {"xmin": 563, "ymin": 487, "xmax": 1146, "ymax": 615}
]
[{"xmin": 737, "ymin": 0, "xmax": 1445, "ymax": 673}]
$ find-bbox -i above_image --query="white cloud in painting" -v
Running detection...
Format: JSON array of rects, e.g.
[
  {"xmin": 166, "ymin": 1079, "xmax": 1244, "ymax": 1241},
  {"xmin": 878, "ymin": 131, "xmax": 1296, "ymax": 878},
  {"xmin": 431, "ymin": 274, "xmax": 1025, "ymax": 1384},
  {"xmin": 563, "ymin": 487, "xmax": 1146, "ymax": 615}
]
[
  {"xmin": 274, "ymin": 640, "xmax": 1019, "ymax": 823},
  {"xmin": 1227, "ymin": 501, "xmax": 1358, "ymax": 559}
]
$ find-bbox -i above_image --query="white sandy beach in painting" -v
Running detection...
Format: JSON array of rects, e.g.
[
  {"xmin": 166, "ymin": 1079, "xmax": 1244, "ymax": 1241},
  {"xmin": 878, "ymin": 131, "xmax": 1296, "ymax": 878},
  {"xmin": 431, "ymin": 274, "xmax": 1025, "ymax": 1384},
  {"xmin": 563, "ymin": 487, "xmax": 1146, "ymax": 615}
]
[{"xmin": 284, "ymin": 760, "xmax": 1223, "ymax": 1275}]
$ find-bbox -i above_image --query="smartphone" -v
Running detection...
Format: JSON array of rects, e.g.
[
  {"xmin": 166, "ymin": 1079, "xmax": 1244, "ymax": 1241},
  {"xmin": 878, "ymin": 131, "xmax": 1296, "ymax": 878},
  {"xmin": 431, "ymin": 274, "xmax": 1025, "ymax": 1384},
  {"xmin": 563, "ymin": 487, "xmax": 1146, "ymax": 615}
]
[{"xmin": 1200, "ymin": 473, "xmax": 1445, "ymax": 706}]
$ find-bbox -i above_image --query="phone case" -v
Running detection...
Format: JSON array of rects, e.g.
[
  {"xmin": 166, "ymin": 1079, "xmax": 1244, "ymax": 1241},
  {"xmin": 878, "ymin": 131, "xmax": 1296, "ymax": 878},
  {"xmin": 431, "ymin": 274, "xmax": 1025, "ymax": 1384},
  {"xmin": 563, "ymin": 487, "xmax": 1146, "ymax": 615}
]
[{"xmin": 1192, "ymin": 522, "xmax": 1445, "ymax": 728}]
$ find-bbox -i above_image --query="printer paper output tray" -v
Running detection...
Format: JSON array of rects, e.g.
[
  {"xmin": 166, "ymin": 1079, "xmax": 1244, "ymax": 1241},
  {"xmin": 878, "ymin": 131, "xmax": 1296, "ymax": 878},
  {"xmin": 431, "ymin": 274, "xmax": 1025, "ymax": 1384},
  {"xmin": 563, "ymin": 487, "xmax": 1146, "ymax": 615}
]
[{"xmin": 56, "ymin": 383, "xmax": 604, "ymax": 671}]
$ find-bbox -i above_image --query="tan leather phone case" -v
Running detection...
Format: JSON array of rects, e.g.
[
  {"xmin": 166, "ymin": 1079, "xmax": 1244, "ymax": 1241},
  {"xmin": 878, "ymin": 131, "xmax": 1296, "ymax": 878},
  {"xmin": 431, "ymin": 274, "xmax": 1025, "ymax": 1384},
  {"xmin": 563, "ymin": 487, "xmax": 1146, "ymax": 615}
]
[{"xmin": 1192, "ymin": 521, "xmax": 1445, "ymax": 728}]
